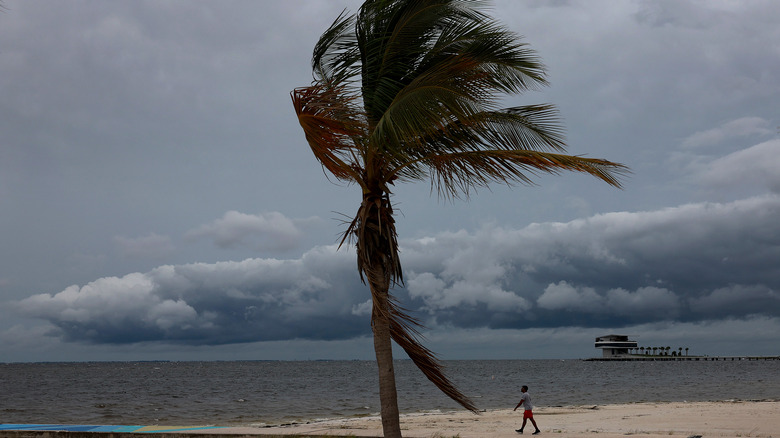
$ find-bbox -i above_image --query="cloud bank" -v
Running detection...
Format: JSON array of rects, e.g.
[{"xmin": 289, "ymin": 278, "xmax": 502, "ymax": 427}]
[{"xmin": 18, "ymin": 194, "xmax": 780, "ymax": 347}]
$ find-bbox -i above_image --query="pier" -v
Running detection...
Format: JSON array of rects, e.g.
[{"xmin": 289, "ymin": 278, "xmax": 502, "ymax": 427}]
[
  {"xmin": 588, "ymin": 334, "xmax": 779, "ymax": 361},
  {"xmin": 584, "ymin": 355, "xmax": 780, "ymax": 361}
]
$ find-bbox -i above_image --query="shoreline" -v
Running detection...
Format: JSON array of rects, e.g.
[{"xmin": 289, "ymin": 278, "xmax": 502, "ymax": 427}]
[
  {"xmin": 222, "ymin": 399, "xmax": 780, "ymax": 437},
  {"xmin": 3, "ymin": 400, "xmax": 778, "ymax": 437}
]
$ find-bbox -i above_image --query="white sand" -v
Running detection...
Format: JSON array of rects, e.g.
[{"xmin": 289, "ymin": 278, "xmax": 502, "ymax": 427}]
[{"xmin": 210, "ymin": 400, "xmax": 780, "ymax": 437}]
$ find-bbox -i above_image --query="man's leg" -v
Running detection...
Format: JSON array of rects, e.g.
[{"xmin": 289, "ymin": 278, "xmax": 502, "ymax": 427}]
[
  {"xmin": 530, "ymin": 417, "xmax": 540, "ymax": 434},
  {"xmin": 516, "ymin": 417, "xmax": 528, "ymax": 433}
]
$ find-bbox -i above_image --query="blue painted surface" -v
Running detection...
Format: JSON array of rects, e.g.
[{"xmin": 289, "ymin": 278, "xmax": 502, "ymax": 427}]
[{"xmin": 0, "ymin": 424, "xmax": 225, "ymax": 433}]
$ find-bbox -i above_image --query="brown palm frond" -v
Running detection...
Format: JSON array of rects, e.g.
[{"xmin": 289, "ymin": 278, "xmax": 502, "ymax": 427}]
[
  {"xmin": 387, "ymin": 294, "xmax": 479, "ymax": 413},
  {"xmin": 348, "ymin": 189, "xmax": 477, "ymax": 413},
  {"xmin": 347, "ymin": 190, "xmax": 404, "ymax": 287},
  {"xmin": 291, "ymin": 84, "xmax": 366, "ymax": 184}
]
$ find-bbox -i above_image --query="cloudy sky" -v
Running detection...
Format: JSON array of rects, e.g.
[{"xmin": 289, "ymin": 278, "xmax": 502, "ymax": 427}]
[{"xmin": 1, "ymin": 0, "xmax": 779, "ymax": 363}]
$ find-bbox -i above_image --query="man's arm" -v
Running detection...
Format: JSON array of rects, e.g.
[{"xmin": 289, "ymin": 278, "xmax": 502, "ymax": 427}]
[{"xmin": 514, "ymin": 393, "xmax": 527, "ymax": 411}]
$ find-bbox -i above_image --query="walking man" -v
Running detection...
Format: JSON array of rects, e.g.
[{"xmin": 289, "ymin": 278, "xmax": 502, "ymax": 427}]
[{"xmin": 514, "ymin": 385, "xmax": 540, "ymax": 434}]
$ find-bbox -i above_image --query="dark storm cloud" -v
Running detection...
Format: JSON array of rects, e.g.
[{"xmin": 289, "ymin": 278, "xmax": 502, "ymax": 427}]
[
  {"xmin": 403, "ymin": 194, "xmax": 780, "ymax": 329},
  {"xmin": 17, "ymin": 248, "xmax": 371, "ymax": 345},
  {"xmin": 17, "ymin": 194, "xmax": 780, "ymax": 346}
]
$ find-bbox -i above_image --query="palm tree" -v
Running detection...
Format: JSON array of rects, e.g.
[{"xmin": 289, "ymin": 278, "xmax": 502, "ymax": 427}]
[{"xmin": 292, "ymin": 1, "xmax": 627, "ymax": 436}]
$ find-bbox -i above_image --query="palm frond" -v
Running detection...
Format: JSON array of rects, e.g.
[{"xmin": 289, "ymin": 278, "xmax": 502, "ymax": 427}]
[
  {"xmin": 291, "ymin": 84, "xmax": 366, "ymax": 184},
  {"xmin": 387, "ymin": 293, "xmax": 478, "ymax": 413},
  {"xmin": 313, "ymin": 10, "xmax": 361, "ymax": 84},
  {"xmin": 345, "ymin": 191, "xmax": 404, "ymax": 285},
  {"xmin": 420, "ymin": 149, "xmax": 629, "ymax": 199},
  {"xmin": 359, "ymin": 1, "xmax": 553, "ymax": 162},
  {"xmin": 384, "ymin": 104, "xmax": 568, "ymax": 186}
]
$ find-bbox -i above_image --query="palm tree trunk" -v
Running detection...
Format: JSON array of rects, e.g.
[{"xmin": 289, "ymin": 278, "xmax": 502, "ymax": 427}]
[
  {"xmin": 355, "ymin": 189, "xmax": 404, "ymax": 438},
  {"xmin": 373, "ymin": 289, "xmax": 402, "ymax": 438}
]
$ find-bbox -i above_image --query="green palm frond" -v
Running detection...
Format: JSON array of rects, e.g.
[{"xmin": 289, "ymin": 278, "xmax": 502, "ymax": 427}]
[
  {"xmin": 313, "ymin": 10, "xmax": 361, "ymax": 84},
  {"xmin": 385, "ymin": 104, "xmax": 567, "ymax": 167},
  {"xmin": 421, "ymin": 149, "xmax": 628, "ymax": 199},
  {"xmin": 358, "ymin": 2, "xmax": 554, "ymax": 164},
  {"xmin": 385, "ymin": 103, "xmax": 627, "ymax": 197}
]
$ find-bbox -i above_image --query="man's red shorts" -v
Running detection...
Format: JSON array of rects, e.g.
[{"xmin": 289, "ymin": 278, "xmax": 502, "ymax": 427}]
[{"xmin": 523, "ymin": 410, "xmax": 534, "ymax": 419}]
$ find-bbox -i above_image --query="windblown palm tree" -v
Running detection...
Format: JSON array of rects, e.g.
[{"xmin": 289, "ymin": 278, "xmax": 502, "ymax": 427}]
[{"xmin": 292, "ymin": 1, "xmax": 627, "ymax": 436}]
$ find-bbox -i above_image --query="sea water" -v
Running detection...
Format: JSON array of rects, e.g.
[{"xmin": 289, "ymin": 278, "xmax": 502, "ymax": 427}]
[{"xmin": 1, "ymin": 360, "xmax": 778, "ymax": 426}]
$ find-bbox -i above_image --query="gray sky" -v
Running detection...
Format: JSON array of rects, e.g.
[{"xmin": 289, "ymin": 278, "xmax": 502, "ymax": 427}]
[{"xmin": 1, "ymin": 0, "xmax": 779, "ymax": 362}]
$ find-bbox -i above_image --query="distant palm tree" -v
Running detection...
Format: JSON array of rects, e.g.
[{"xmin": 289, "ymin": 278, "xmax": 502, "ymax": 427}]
[
  {"xmin": 292, "ymin": 1, "xmax": 627, "ymax": 436},
  {"xmin": 685, "ymin": 347, "xmax": 689, "ymax": 356},
  {"xmin": 640, "ymin": 347, "xmax": 645, "ymax": 355}
]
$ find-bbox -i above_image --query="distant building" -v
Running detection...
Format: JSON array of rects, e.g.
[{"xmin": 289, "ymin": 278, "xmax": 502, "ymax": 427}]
[{"xmin": 595, "ymin": 334, "xmax": 638, "ymax": 358}]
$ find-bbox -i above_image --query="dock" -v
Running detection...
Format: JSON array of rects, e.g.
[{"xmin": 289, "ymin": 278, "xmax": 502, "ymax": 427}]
[
  {"xmin": 589, "ymin": 334, "xmax": 779, "ymax": 362},
  {"xmin": 584, "ymin": 355, "xmax": 780, "ymax": 361}
]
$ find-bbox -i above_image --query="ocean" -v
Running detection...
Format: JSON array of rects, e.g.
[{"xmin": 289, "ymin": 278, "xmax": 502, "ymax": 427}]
[{"xmin": 1, "ymin": 360, "xmax": 778, "ymax": 427}]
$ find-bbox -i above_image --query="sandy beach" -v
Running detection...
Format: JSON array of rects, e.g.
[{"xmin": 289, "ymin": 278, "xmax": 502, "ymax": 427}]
[{"xmin": 212, "ymin": 400, "xmax": 780, "ymax": 438}]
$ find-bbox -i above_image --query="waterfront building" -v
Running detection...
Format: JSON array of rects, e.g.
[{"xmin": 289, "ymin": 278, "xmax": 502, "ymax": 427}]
[{"xmin": 595, "ymin": 334, "xmax": 638, "ymax": 358}]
